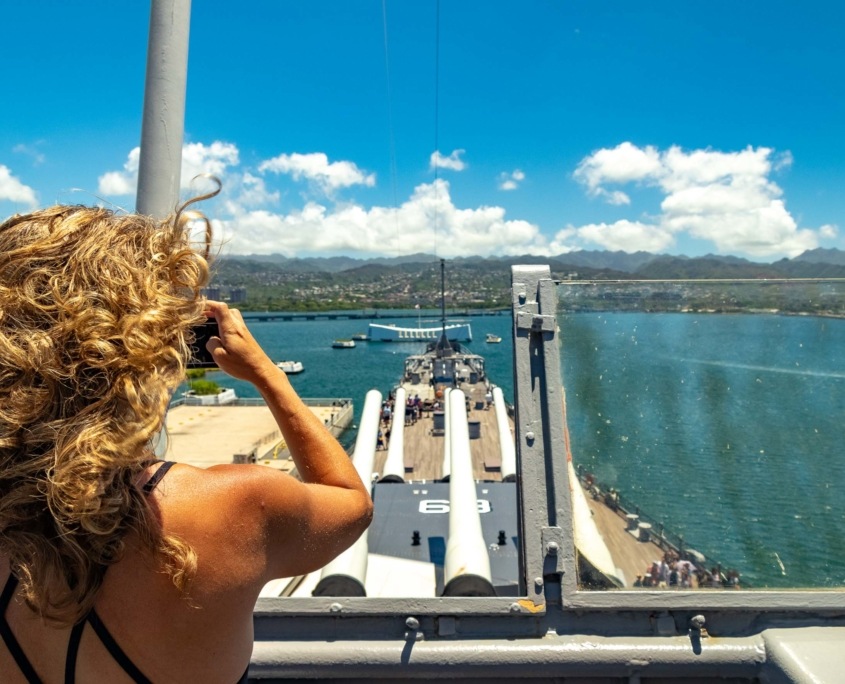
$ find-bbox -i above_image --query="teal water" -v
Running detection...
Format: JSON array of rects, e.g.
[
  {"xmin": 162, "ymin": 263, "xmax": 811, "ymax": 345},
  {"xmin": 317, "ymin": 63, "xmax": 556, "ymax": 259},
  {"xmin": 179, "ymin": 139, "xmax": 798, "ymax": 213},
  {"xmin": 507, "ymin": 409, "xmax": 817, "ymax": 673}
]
[
  {"xmin": 560, "ymin": 312, "xmax": 845, "ymax": 589},
  {"xmin": 188, "ymin": 310, "xmax": 845, "ymax": 589},
  {"xmin": 186, "ymin": 313, "xmax": 515, "ymax": 442}
]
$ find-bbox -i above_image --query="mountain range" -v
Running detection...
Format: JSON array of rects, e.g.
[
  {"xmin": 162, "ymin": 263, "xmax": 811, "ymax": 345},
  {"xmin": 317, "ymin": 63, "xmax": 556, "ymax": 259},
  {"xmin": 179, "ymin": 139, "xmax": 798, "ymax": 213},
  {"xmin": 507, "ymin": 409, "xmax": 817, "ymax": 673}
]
[{"xmin": 219, "ymin": 247, "xmax": 845, "ymax": 279}]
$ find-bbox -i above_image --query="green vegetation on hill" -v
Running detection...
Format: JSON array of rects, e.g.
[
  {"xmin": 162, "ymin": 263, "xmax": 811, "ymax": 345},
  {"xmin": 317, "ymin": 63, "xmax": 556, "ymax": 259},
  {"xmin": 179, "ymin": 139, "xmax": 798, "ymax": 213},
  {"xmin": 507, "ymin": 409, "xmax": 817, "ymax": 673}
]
[{"xmin": 208, "ymin": 250, "xmax": 845, "ymax": 312}]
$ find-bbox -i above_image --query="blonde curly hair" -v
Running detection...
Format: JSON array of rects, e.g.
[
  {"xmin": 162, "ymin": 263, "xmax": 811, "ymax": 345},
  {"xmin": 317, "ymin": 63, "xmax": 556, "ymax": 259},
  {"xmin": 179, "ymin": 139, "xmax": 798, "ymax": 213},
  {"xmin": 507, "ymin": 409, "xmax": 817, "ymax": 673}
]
[{"xmin": 0, "ymin": 204, "xmax": 210, "ymax": 623}]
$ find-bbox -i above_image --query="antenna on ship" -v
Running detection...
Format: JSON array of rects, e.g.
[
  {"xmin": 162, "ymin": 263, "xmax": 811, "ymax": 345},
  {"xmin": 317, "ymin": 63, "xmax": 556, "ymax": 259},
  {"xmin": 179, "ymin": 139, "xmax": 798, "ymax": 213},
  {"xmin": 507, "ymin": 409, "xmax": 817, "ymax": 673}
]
[
  {"xmin": 436, "ymin": 258, "xmax": 453, "ymax": 356},
  {"xmin": 440, "ymin": 258, "xmax": 446, "ymax": 336}
]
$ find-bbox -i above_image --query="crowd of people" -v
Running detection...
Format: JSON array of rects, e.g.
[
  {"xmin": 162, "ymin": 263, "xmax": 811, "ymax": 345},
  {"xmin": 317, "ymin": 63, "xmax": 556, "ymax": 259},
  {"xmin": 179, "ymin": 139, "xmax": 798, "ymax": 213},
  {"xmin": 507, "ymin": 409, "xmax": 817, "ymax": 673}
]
[
  {"xmin": 633, "ymin": 551, "xmax": 741, "ymax": 589},
  {"xmin": 380, "ymin": 394, "xmax": 425, "ymax": 429}
]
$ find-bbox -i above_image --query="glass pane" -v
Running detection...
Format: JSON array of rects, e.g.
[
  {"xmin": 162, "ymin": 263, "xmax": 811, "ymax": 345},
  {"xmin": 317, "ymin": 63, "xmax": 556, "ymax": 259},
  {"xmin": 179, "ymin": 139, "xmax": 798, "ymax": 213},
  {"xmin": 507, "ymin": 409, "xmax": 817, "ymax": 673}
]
[{"xmin": 558, "ymin": 280, "xmax": 845, "ymax": 590}]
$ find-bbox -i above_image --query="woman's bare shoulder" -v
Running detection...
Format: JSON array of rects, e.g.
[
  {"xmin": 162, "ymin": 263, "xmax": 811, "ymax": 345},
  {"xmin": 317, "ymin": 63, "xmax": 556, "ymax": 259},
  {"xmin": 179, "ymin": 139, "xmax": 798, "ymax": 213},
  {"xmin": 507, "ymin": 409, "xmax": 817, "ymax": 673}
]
[
  {"xmin": 150, "ymin": 463, "xmax": 284, "ymax": 536},
  {"xmin": 154, "ymin": 462, "xmax": 302, "ymax": 516},
  {"xmin": 147, "ymin": 463, "xmax": 305, "ymax": 580}
]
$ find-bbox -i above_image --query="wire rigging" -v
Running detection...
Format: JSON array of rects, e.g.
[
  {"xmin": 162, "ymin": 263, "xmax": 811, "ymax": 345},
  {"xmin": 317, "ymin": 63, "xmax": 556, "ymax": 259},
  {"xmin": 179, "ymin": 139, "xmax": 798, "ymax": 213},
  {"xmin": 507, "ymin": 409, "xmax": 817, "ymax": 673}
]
[
  {"xmin": 381, "ymin": 0, "xmax": 401, "ymax": 256},
  {"xmin": 433, "ymin": 0, "xmax": 441, "ymax": 257}
]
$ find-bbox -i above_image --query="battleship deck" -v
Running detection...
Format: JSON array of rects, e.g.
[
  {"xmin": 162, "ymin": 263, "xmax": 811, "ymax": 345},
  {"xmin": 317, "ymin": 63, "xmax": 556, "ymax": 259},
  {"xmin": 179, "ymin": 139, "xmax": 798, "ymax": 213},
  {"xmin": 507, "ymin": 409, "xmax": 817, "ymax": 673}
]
[
  {"xmin": 367, "ymin": 353, "xmax": 672, "ymax": 588},
  {"xmin": 372, "ymin": 391, "xmax": 509, "ymax": 482},
  {"xmin": 585, "ymin": 495, "xmax": 666, "ymax": 586}
]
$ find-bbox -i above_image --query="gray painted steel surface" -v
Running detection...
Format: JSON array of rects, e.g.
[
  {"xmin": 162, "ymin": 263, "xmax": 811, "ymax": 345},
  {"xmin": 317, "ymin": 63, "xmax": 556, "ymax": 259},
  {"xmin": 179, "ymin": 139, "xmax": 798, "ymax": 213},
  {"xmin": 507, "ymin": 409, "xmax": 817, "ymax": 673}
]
[
  {"xmin": 366, "ymin": 482, "xmax": 519, "ymax": 595},
  {"xmin": 136, "ymin": 0, "xmax": 191, "ymax": 217}
]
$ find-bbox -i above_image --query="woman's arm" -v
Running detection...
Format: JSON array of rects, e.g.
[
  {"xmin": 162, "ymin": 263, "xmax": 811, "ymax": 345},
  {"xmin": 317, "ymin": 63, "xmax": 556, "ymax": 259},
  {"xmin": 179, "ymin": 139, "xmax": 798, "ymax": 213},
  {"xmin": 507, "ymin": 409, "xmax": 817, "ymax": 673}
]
[{"xmin": 202, "ymin": 301, "xmax": 373, "ymax": 579}]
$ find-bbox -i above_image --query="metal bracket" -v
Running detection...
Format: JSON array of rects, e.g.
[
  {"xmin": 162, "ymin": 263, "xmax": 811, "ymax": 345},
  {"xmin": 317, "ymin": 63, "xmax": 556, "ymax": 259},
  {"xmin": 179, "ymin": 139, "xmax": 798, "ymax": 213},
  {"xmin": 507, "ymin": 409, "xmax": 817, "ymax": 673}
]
[
  {"xmin": 516, "ymin": 311, "xmax": 556, "ymax": 334},
  {"xmin": 541, "ymin": 526, "xmax": 565, "ymax": 575}
]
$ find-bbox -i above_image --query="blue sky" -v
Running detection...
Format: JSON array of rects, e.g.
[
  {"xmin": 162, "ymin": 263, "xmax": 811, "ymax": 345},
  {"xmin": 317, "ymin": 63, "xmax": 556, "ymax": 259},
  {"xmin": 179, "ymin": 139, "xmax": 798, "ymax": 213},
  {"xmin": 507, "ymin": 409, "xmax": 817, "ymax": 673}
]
[{"xmin": 2, "ymin": 1, "xmax": 844, "ymax": 260}]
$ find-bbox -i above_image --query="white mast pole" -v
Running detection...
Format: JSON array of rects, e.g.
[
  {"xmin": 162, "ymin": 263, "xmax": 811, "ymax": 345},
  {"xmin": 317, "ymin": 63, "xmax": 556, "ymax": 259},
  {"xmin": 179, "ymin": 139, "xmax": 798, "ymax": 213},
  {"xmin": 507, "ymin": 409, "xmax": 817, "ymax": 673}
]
[{"xmin": 136, "ymin": 0, "xmax": 192, "ymax": 217}]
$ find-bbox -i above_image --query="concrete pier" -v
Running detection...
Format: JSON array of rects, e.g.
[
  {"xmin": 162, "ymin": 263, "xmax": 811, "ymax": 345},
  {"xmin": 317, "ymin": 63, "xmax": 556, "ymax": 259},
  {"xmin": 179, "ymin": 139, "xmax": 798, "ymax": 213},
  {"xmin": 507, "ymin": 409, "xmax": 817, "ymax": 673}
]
[{"xmin": 164, "ymin": 399, "xmax": 353, "ymax": 472}]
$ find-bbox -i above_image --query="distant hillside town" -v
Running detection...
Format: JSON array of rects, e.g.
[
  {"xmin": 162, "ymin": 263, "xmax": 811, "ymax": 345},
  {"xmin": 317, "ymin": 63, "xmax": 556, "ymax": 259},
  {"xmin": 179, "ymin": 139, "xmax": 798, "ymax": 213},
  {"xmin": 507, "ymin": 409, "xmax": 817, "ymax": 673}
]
[{"xmin": 205, "ymin": 248, "xmax": 845, "ymax": 312}]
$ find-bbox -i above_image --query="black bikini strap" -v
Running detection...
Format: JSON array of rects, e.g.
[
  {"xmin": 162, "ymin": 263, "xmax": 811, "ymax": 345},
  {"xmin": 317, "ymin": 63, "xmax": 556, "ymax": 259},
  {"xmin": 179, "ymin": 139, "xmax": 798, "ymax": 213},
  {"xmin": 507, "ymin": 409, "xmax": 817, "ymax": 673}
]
[
  {"xmin": 87, "ymin": 609, "xmax": 152, "ymax": 684},
  {"xmin": 0, "ymin": 576, "xmax": 44, "ymax": 684},
  {"xmin": 142, "ymin": 460, "xmax": 175, "ymax": 494},
  {"xmin": 0, "ymin": 574, "xmax": 16, "ymax": 611},
  {"xmin": 64, "ymin": 619, "xmax": 86, "ymax": 684}
]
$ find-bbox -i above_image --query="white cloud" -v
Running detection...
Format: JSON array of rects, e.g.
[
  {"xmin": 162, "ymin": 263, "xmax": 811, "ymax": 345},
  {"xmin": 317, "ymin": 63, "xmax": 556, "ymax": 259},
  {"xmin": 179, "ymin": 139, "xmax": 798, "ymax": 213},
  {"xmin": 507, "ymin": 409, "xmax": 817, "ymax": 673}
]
[
  {"xmin": 218, "ymin": 179, "xmax": 547, "ymax": 257},
  {"xmin": 572, "ymin": 142, "xmax": 825, "ymax": 257},
  {"xmin": 658, "ymin": 145, "xmax": 774, "ymax": 193},
  {"xmin": 12, "ymin": 143, "xmax": 45, "ymax": 166},
  {"xmin": 498, "ymin": 168, "xmax": 526, "ymax": 191},
  {"xmin": 819, "ymin": 224, "xmax": 838, "ymax": 239},
  {"xmin": 574, "ymin": 142, "xmax": 661, "ymax": 195},
  {"xmin": 0, "ymin": 164, "xmax": 38, "ymax": 208},
  {"xmin": 575, "ymin": 220, "xmax": 674, "ymax": 253},
  {"xmin": 98, "ymin": 142, "xmax": 241, "ymax": 197},
  {"xmin": 430, "ymin": 149, "xmax": 467, "ymax": 172},
  {"xmin": 547, "ymin": 228, "xmax": 578, "ymax": 256},
  {"xmin": 98, "ymin": 146, "xmax": 139, "ymax": 195},
  {"xmin": 92, "ymin": 142, "xmax": 563, "ymax": 258},
  {"xmin": 259, "ymin": 152, "xmax": 375, "ymax": 193},
  {"xmin": 596, "ymin": 189, "xmax": 631, "ymax": 205},
  {"xmin": 236, "ymin": 172, "xmax": 280, "ymax": 207},
  {"xmin": 181, "ymin": 141, "xmax": 240, "ymax": 183}
]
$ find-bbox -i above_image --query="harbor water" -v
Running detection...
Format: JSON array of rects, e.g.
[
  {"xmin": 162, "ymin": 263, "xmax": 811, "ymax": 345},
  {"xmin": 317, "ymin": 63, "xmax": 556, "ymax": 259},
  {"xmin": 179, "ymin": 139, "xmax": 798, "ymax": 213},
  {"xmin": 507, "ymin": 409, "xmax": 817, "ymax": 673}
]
[
  {"xmin": 560, "ymin": 312, "xmax": 845, "ymax": 589},
  {"xmin": 186, "ymin": 310, "xmax": 844, "ymax": 589}
]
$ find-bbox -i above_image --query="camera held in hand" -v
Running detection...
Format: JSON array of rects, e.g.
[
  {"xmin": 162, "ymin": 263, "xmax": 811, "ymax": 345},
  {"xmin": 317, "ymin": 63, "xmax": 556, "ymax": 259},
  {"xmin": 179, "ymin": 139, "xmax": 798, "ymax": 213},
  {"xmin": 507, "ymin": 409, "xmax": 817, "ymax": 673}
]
[{"xmin": 187, "ymin": 319, "xmax": 220, "ymax": 368}]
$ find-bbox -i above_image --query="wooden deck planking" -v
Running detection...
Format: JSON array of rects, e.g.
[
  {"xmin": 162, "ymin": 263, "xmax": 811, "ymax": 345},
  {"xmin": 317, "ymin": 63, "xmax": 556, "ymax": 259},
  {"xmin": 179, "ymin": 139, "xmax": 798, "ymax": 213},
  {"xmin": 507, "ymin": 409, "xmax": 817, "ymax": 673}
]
[
  {"xmin": 585, "ymin": 495, "xmax": 664, "ymax": 587},
  {"xmin": 372, "ymin": 380, "xmax": 508, "ymax": 482}
]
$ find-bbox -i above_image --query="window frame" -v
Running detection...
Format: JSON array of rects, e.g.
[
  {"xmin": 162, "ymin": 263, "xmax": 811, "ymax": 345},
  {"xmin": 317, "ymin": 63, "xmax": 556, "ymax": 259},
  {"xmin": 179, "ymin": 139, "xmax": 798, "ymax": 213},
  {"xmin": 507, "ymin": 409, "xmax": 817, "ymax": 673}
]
[{"xmin": 255, "ymin": 265, "xmax": 845, "ymax": 628}]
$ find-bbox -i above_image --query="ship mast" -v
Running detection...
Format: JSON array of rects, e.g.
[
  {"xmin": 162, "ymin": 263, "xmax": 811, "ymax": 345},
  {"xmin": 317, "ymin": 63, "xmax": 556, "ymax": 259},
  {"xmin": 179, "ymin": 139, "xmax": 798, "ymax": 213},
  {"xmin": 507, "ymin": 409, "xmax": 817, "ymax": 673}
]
[
  {"xmin": 136, "ymin": 0, "xmax": 191, "ymax": 217},
  {"xmin": 436, "ymin": 258, "xmax": 453, "ymax": 356},
  {"xmin": 440, "ymin": 258, "xmax": 446, "ymax": 337}
]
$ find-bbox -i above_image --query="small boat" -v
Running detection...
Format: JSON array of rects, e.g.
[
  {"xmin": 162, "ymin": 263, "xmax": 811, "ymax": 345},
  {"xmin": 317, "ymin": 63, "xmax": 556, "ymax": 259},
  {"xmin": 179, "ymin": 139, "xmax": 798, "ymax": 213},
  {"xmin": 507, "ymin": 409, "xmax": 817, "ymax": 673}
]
[
  {"xmin": 332, "ymin": 339, "xmax": 356, "ymax": 349},
  {"xmin": 351, "ymin": 333, "xmax": 368, "ymax": 341},
  {"xmin": 485, "ymin": 333, "xmax": 502, "ymax": 343},
  {"xmin": 181, "ymin": 387, "xmax": 237, "ymax": 406},
  {"xmin": 276, "ymin": 360, "xmax": 305, "ymax": 374}
]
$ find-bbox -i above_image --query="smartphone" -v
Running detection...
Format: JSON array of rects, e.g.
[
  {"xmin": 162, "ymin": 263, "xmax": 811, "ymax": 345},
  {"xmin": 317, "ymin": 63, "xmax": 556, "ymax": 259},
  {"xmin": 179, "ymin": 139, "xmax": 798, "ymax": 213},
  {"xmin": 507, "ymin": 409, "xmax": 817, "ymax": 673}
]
[{"xmin": 187, "ymin": 319, "xmax": 220, "ymax": 368}]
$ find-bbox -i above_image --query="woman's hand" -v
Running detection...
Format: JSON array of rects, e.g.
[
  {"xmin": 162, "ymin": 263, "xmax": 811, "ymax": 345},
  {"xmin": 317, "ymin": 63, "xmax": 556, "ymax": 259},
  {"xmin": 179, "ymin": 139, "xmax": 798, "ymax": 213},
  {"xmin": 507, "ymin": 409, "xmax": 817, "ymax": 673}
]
[
  {"xmin": 201, "ymin": 302, "xmax": 373, "ymax": 582},
  {"xmin": 203, "ymin": 301, "xmax": 276, "ymax": 383}
]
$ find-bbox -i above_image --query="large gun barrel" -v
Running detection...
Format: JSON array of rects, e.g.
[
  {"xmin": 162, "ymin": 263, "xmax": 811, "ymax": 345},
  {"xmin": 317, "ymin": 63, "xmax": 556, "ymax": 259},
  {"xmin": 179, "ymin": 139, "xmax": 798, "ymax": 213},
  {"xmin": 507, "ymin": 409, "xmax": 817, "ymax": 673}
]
[
  {"xmin": 380, "ymin": 387, "xmax": 406, "ymax": 483},
  {"xmin": 442, "ymin": 389, "xmax": 495, "ymax": 596},
  {"xmin": 493, "ymin": 387, "xmax": 516, "ymax": 482},
  {"xmin": 313, "ymin": 388, "xmax": 382, "ymax": 596},
  {"xmin": 440, "ymin": 387, "xmax": 452, "ymax": 481}
]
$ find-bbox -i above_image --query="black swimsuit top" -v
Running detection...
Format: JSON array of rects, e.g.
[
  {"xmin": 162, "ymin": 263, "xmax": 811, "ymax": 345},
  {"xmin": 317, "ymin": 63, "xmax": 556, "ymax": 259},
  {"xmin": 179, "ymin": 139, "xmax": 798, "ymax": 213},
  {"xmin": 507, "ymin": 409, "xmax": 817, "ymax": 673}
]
[{"xmin": 0, "ymin": 462, "xmax": 249, "ymax": 684}]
